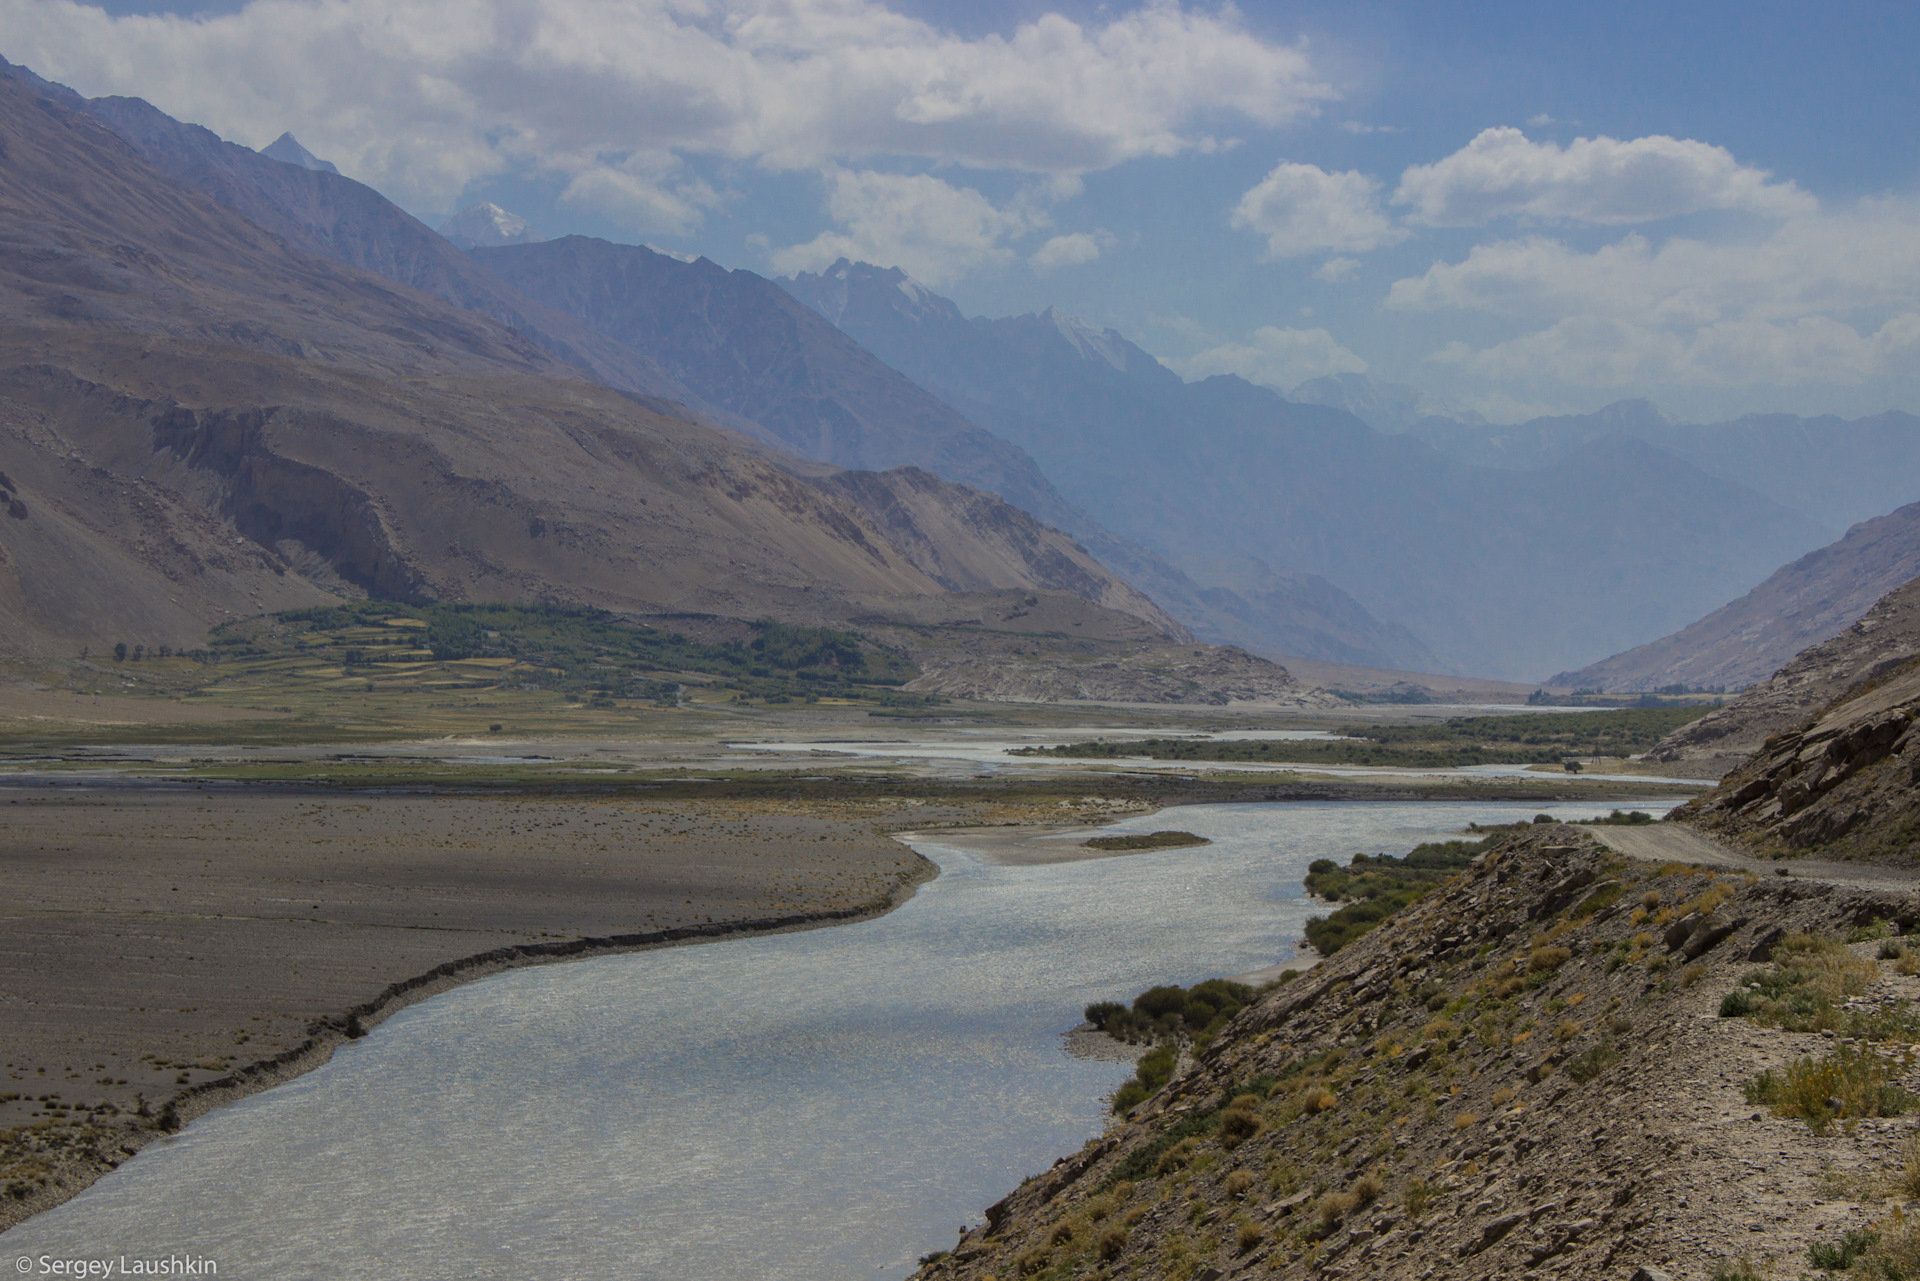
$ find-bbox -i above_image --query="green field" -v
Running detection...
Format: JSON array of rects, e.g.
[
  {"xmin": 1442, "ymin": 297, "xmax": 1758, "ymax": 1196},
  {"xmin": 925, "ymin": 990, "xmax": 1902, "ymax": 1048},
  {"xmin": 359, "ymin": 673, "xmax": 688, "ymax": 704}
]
[{"xmin": 1012, "ymin": 706, "xmax": 1716, "ymax": 769}]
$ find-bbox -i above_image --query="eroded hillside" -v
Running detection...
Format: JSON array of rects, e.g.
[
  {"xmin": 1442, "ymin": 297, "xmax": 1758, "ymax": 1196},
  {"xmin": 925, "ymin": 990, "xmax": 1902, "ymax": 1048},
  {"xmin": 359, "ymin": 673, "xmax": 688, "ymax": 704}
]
[{"xmin": 918, "ymin": 826, "xmax": 1920, "ymax": 1281}]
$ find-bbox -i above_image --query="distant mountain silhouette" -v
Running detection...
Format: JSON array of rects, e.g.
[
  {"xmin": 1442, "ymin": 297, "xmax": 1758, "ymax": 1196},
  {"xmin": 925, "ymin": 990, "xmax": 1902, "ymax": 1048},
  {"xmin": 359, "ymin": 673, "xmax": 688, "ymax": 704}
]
[{"xmin": 259, "ymin": 131, "xmax": 338, "ymax": 174}]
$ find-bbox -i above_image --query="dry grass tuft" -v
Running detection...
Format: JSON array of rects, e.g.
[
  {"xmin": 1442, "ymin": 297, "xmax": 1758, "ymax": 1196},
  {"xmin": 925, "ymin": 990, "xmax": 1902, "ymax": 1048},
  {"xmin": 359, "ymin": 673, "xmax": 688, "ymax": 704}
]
[
  {"xmin": 1454, "ymin": 1113, "xmax": 1479, "ymax": 1130},
  {"xmin": 1225, "ymin": 1169, "xmax": 1255, "ymax": 1197}
]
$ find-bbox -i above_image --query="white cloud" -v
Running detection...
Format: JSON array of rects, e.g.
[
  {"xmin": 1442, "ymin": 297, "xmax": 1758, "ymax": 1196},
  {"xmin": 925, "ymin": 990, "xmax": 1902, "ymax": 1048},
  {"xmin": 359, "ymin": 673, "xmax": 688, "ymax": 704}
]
[
  {"xmin": 1393, "ymin": 127, "xmax": 1816, "ymax": 227},
  {"xmin": 1230, "ymin": 161, "xmax": 1409, "ymax": 258},
  {"xmin": 1388, "ymin": 203, "xmax": 1920, "ymax": 324},
  {"xmin": 1339, "ymin": 120, "xmax": 1402, "ymax": 135},
  {"xmin": 1525, "ymin": 113, "xmax": 1557, "ymax": 128},
  {"xmin": 1170, "ymin": 325, "xmax": 1367, "ymax": 388},
  {"xmin": 767, "ymin": 169, "xmax": 1038, "ymax": 286},
  {"xmin": 0, "ymin": 0, "xmax": 1333, "ymax": 215},
  {"xmin": 1314, "ymin": 256, "xmax": 1360, "ymax": 283},
  {"xmin": 1030, "ymin": 230, "xmax": 1112, "ymax": 271},
  {"xmin": 554, "ymin": 152, "xmax": 721, "ymax": 236},
  {"xmin": 1393, "ymin": 199, "xmax": 1920, "ymax": 387}
]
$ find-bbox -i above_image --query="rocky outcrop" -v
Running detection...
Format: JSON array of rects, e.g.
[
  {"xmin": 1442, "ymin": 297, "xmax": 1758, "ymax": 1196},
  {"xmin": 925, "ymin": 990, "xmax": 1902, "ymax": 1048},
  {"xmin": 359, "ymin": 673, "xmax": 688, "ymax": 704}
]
[
  {"xmin": 1676, "ymin": 661, "xmax": 1920, "ymax": 857},
  {"xmin": 1652, "ymin": 573, "xmax": 1920, "ymax": 769}
]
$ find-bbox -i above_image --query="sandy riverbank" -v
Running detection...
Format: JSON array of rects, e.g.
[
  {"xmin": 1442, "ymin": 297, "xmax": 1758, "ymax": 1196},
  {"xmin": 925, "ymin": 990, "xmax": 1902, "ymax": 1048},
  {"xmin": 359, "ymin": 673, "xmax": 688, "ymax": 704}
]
[{"xmin": 0, "ymin": 785, "xmax": 945, "ymax": 1230}]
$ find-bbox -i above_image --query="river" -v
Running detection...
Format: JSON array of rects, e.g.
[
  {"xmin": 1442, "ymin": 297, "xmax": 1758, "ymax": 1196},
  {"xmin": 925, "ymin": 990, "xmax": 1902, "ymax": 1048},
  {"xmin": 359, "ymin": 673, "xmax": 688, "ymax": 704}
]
[{"xmin": 2, "ymin": 799, "xmax": 1674, "ymax": 1279}]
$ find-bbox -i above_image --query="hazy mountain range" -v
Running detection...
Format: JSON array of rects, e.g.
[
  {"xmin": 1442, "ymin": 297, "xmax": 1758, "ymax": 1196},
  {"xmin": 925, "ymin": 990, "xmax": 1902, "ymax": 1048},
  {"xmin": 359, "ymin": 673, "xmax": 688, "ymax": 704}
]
[{"xmin": 784, "ymin": 261, "xmax": 1833, "ymax": 680}]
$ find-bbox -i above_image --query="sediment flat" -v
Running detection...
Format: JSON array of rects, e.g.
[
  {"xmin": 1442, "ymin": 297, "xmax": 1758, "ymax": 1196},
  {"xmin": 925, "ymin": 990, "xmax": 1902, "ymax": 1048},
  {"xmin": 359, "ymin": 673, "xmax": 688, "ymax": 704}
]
[{"xmin": 0, "ymin": 784, "xmax": 940, "ymax": 1228}]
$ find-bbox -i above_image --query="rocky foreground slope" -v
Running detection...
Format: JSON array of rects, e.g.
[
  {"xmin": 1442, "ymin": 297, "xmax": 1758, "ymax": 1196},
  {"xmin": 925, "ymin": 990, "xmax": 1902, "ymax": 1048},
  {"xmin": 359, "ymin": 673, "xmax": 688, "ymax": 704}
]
[
  {"xmin": 918, "ymin": 824, "xmax": 1920, "ymax": 1281},
  {"xmin": 1652, "ymin": 573, "xmax": 1920, "ymax": 774}
]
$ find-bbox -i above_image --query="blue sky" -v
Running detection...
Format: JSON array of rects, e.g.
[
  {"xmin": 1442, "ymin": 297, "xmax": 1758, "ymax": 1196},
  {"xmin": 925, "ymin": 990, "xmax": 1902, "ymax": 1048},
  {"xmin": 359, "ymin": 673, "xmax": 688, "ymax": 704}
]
[{"xmin": 5, "ymin": 0, "xmax": 1917, "ymax": 423}]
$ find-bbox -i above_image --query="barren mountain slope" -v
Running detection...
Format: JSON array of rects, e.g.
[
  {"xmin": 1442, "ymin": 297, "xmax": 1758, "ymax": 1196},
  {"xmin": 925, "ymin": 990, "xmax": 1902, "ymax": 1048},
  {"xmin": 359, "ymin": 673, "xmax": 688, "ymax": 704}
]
[
  {"xmin": 0, "ymin": 73, "xmax": 943, "ymax": 652},
  {"xmin": 1652, "ymin": 574, "xmax": 1920, "ymax": 770},
  {"xmin": 1556, "ymin": 501, "xmax": 1920, "ymax": 694},
  {"xmin": 808, "ymin": 466, "xmax": 1183, "ymax": 636},
  {"xmin": 0, "ymin": 58, "xmax": 727, "ymax": 419},
  {"xmin": 473, "ymin": 236, "xmax": 1082, "ymax": 526}
]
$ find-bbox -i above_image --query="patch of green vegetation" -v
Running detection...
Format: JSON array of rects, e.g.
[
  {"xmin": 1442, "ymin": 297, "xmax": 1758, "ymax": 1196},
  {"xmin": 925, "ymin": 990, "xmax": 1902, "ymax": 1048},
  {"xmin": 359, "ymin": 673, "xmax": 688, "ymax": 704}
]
[
  {"xmin": 1809, "ymin": 1229, "xmax": 1881, "ymax": 1272},
  {"xmin": 1722, "ymin": 932, "xmax": 1920, "ymax": 1040},
  {"xmin": 242, "ymin": 602, "xmax": 921, "ymax": 701},
  {"xmin": 1575, "ymin": 809, "xmax": 1658, "ymax": 825},
  {"xmin": 1013, "ymin": 707, "xmax": 1714, "ymax": 769},
  {"xmin": 1082, "ymin": 830, "xmax": 1211, "ymax": 851},
  {"xmin": 1744, "ymin": 1046, "xmax": 1911, "ymax": 1131},
  {"xmin": 1302, "ymin": 838, "xmax": 1492, "ymax": 954},
  {"xmin": 1087, "ymin": 978, "xmax": 1256, "ymax": 1048}
]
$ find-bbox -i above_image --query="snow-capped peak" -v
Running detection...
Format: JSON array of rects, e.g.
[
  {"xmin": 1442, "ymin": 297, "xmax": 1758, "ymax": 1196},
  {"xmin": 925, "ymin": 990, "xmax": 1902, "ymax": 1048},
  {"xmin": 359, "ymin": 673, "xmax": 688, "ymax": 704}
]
[
  {"xmin": 437, "ymin": 202, "xmax": 545, "ymax": 249},
  {"xmin": 1044, "ymin": 307, "xmax": 1129, "ymax": 372}
]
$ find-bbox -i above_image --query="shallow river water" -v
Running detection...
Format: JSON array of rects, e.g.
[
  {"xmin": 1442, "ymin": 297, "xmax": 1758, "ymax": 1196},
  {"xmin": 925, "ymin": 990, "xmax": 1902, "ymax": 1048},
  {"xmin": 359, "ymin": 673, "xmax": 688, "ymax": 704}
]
[{"xmin": 5, "ymin": 799, "xmax": 1670, "ymax": 1279}]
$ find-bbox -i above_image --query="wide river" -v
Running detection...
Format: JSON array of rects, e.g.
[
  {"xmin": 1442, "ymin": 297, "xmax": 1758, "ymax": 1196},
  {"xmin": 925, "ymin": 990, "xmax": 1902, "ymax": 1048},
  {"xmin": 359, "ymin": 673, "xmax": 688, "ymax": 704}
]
[{"xmin": 4, "ymin": 799, "xmax": 1673, "ymax": 1278}]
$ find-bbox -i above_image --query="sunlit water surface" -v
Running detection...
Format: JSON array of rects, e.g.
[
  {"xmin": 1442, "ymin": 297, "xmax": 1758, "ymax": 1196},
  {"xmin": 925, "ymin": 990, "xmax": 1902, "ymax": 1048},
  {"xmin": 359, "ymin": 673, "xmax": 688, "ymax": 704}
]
[{"xmin": 6, "ymin": 800, "xmax": 1660, "ymax": 1279}]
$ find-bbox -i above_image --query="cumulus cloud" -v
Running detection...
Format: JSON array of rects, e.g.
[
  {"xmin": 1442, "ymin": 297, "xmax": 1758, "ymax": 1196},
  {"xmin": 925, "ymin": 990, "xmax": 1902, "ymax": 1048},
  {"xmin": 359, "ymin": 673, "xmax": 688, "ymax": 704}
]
[
  {"xmin": 554, "ymin": 152, "xmax": 721, "ymax": 236},
  {"xmin": 1393, "ymin": 127, "xmax": 1816, "ymax": 226},
  {"xmin": 768, "ymin": 169, "xmax": 1038, "ymax": 285},
  {"xmin": 1314, "ymin": 256, "xmax": 1360, "ymax": 283},
  {"xmin": 1231, "ymin": 161, "xmax": 1409, "ymax": 258},
  {"xmin": 0, "ymin": 0, "xmax": 1333, "ymax": 215},
  {"xmin": 1030, "ymin": 230, "xmax": 1113, "ymax": 271},
  {"xmin": 1170, "ymin": 325, "xmax": 1367, "ymax": 388},
  {"xmin": 1388, "ymin": 203, "xmax": 1920, "ymax": 324},
  {"xmin": 1393, "ymin": 199, "xmax": 1920, "ymax": 387}
]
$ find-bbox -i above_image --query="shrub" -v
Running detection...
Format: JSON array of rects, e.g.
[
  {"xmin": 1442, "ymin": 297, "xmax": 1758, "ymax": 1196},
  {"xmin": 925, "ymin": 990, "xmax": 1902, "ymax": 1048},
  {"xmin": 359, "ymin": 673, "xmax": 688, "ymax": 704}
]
[
  {"xmin": 1236, "ymin": 1219, "xmax": 1264, "ymax": 1251},
  {"xmin": 1157, "ymin": 1137, "xmax": 1202, "ymax": 1175},
  {"xmin": 1318, "ymin": 1191, "xmax": 1359, "ymax": 1228},
  {"xmin": 1745, "ymin": 1046, "xmax": 1910, "ymax": 1130},
  {"xmin": 1849, "ymin": 918, "xmax": 1896, "ymax": 943},
  {"xmin": 1808, "ymin": 1228, "xmax": 1880, "ymax": 1270},
  {"xmin": 1719, "ymin": 990, "xmax": 1755, "ymax": 1017},
  {"xmin": 1219, "ymin": 1107, "xmax": 1261, "ymax": 1149},
  {"xmin": 1225, "ymin": 1169, "xmax": 1255, "ymax": 1197},
  {"xmin": 1529, "ymin": 946, "xmax": 1573, "ymax": 973},
  {"xmin": 1555, "ymin": 1019, "xmax": 1582, "ymax": 1041},
  {"xmin": 1404, "ymin": 1178, "xmax": 1434, "ymax": 1218},
  {"xmin": 1351, "ymin": 1173, "xmax": 1382, "ymax": 1205},
  {"xmin": 1016, "ymin": 1245, "xmax": 1053, "ymax": 1275},
  {"xmin": 1565, "ymin": 1040, "xmax": 1620, "ymax": 1084},
  {"xmin": 1454, "ymin": 1113, "xmax": 1479, "ymax": 1130},
  {"xmin": 1096, "ymin": 1226, "xmax": 1128, "ymax": 1262}
]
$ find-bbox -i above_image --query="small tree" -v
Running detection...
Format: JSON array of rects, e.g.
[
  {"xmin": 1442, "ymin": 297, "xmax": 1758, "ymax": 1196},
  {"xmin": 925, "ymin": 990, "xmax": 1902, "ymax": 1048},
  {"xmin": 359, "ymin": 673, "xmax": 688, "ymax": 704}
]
[{"xmin": 113, "ymin": 642, "xmax": 128, "ymax": 662}]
